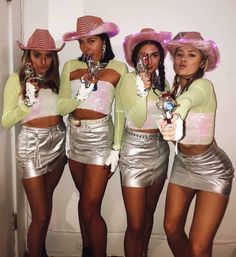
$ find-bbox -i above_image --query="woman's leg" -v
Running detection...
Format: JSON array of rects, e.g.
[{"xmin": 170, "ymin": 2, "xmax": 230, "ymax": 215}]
[
  {"xmin": 189, "ymin": 191, "xmax": 229, "ymax": 257},
  {"xmin": 142, "ymin": 179, "xmax": 166, "ymax": 257},
  {"xmin": 79, "ymin": 163, "xmax": 109, "ymax": 257},
  {"xmin": 23, "ymin": 165, "xmax": 64, "ymax": 257},
  {"xmin": 41, "ymin": 163, "xmax": 65, "ymax": 256},
  {"xmin": 69, "ymin": 159, "xmax": 92, "ymax": 257},
  {"xmin": 164, "ymin": 183, "xmax": 196, "ymax": 257},
  {"xmin": 122, "ymin": 186, "xmax": 146, "ymax": 257}
]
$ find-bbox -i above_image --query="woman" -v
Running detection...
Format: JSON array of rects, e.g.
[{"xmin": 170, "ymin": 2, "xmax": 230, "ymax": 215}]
[
  {"xmin": 158, "ymin": 32, "xmax": 234, "ymax": 257},
  {"xmin": 2, "ymin": 29, "xmax": 67, "ymax": 257},
  {"xmin": 114, "ymin": 28, "xmax": 172, "ymax": 257},
  {"xmin": 58, "ymin": 15, "xmax": 128, "ymax": 257}
]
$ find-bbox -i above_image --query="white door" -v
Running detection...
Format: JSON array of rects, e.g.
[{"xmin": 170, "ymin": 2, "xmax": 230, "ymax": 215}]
[{"xmin": 0, "ymin": 1, "xmax": 25, "ymax": 257}]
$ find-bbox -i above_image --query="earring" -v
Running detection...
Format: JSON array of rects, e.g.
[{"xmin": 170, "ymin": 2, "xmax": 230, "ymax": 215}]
[{"xmin": 102, "ymin": 44, "xmax": 106, "ymax": 60}]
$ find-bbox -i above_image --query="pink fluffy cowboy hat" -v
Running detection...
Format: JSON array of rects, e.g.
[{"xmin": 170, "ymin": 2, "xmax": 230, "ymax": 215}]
[
  {"xmin": 167, "ymin": 31, "xmax": 220, "ymax": 71},
  {"xmin": 63, "ymin": 15, "xmax": 119, "ymax": 41},
  {"xmin": 123, "ymin": 28, "xmax": 172, "ymax": 67},
  {"xmin": 17, "ymin": 29, "xmax": 65, "ymax": 52}
]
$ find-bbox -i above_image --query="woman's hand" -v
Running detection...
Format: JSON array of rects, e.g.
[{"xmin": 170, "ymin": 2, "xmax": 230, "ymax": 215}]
[
  {"xmin": 157, "ymin": 113, "xmax": 184, "ymax": 141},
  {"xmin": 139, "ymin": 71, "xmax": 152, "ymax": 90}
]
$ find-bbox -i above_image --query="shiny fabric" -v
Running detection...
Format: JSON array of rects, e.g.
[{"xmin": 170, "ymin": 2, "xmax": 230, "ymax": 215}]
[
  {"xmin": 119, "ymin": 128, "xmax": 170, "ymax": 187},
  {"xmin": 70, "ymin": 80, "xmax": 115, "ymax": 115},
  {"xmin": 170, "ymin": 142, "xmax": 234, "ymax": 197},
  {"xmin": 17, "ymin": 121, "xmax": 67, "ymax": 179},
  {"xmin": 68, "ymin": 115, "xmax": 113, "ymax": 165}
]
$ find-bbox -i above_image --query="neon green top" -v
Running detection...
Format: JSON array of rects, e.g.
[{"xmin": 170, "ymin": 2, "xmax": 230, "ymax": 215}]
[
  {"xmin": 2, "ymin": 73, "xmax": 31, "ymax": 128},
  {"xmin": 175, "ymin": 78, "xmax": 216, "ymax": 145},
  {"xmin": 113, "ymin": 71, "xmax": 170, "ymax": 150},
  {"xmin": 58, "ymin": 59, "xmax": 128, "ymax": 115}
]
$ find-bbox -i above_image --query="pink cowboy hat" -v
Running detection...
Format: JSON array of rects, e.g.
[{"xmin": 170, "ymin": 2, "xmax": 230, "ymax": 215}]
[
  {"xmin": 17, "ymin": 29, "xmax": 65, "ymax": 52},
  {"xmin": 123, "ymin": 28, "xmax": 172, "ymax": 67},
  {"xmin": 63, "ymin": 15, "xmax": 119, "ymax": 41},
  {"xmin": 167, "ymin": 32, "xmax": 220, "ymax": 71}
]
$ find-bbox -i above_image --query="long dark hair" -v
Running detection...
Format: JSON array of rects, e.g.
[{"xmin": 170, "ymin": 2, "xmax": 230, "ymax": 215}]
[
  {"xmin": 131, "ymin": 40, "xmax": 166, "ymax": 91},
  {"xmin": 78, "ymin": 33, "xmax": 115, "ymax": 63},
  {"xmin": 19, "ymin": 50, "xmax": 60, "ymax": 97}
]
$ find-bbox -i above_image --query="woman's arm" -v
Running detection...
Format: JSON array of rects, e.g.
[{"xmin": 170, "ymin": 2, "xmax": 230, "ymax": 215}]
[{"xmin": 2, "ymin": 73, "xmax": 31, "ymax": 128}]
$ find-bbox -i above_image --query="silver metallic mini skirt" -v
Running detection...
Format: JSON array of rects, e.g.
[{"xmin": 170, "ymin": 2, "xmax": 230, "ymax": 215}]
[
  {"xmin": 68, "ymin": 115, "xmax": 113, "ymax": 165},
  {"xmin": 17, "ymin": 121, "xmax": 66, "ymax": 179},
  {"xmin": 119, "ymin": 128, "xmax": 170, "ymax": 187},
  {"xmin": 170, "ymin": 142, "xmax": 234, "ymax": 197}
]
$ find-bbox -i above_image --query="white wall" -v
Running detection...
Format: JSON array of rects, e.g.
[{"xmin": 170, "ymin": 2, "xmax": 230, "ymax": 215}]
[{"xmin": 21, "ymin": 0, "xmax": 236, "ymax": 256}]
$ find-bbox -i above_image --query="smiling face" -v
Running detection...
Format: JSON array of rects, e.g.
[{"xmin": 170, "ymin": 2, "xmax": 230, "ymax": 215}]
[
  {"xmin": 173, "ymin": 44, "xmax": 205, "ymax": 80},
  {"xmin": 79, "ymin": 35, "xmax": 104, "ymax": 62},
  {"xmin": 137, "ymin": 43, "xmax": 161, "ymax": 73},
  {"xmin": 30, "ymin": 50, "xmax": 53, "ymax": 75}
]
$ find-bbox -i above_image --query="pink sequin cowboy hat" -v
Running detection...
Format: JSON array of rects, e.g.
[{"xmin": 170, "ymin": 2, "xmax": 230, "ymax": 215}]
[
  {"xmin": 123, "ymin": 28, "xmax": 172, "ymax": 67},
  {"xmin": 17, "ymin": 29, "xmax": 65, "ymax": 52},
  {"xmin": 63, "ymin": 15, "xmax": 119, "ymax": 41},
  {"xmin": 167, "ymin": 32, "xmax": 220, "ymax": 71}
]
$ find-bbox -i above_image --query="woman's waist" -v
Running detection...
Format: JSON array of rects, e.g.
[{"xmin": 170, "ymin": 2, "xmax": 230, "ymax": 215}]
[
  {"xmin": 72, "ymin": 108, "xmax": 107, "ymax": 120},
  {"xmin": 129, "ymin": 127, "xmax": 160, "ymax": 134},
  {"xmin": 178, "ymin": 141, "xmax": 213, "ymax": 156},
  {"xmin": 22, "ymin": 115, "xmax": 62, "ymax": 128}
]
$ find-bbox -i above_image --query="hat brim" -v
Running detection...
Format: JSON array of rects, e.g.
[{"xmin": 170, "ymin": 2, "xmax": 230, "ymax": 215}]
[
  {"xmin": 63, "ymin": 22, "xmax": 119, "ymax": 41},
  {"xmin": 16, "ymin": 40, "xmax": 65, "ymax": 52},
  {"xmin": 123, "ymin": 31, "xmax": 172, "ymax": 67},
  {"xmin": 167, "ymin": 39, "xmax": 220, "ymax": 71}
]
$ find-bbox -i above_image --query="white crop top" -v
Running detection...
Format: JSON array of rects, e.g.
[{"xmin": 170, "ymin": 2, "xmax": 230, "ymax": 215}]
[
  {"xmin": 70, "ymin": 79, "xmax": 115, "ymax": 115},
  {"xmin": 20, "ymin": 88, "xmax": 59, "ymax": 123}
]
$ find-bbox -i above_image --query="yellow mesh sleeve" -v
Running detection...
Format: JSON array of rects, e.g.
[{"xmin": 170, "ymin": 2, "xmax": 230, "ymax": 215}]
[{"xmin": 1, "ymin": 73, "xmax": 31, "ymax": 128}]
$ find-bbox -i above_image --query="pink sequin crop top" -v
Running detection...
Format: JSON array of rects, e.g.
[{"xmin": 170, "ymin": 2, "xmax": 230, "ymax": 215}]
[
  {"xmin": 70, "ymin": 80, "xmax": 115, "ymax": 115},
  {"xmin": 20, "ymin": 88, "xmax": 59, "ymax": 123}
]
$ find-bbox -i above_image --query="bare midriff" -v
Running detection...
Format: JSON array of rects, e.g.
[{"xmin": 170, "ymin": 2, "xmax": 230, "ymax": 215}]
[
  {"xmin": 131, "ymin": 128, "xmax": 160, "ymax": 134},
  {"xmin": 23, "ymin": 115, "xmax": 62, "ymax": 128},
  {"xmin": 72, "ymin": 108, "xmax": 107, "ymax": 120},
  {"xmin": 178, "ymin": 141, "xmax": 213, "ymax": 155}
]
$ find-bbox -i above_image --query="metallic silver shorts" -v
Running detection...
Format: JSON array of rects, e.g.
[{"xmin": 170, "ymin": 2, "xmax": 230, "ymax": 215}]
[
  {"xmin": 17, "ymin": 122, "xmax": 67, "ymax": 179},
  {"xmin": 68, "ymin": 115, "xmax": 114, "ymax": 165},
  {"xmin": 170, "ymin": 142, "xmax": 234, "ymax": 197},
  {"xmin": 119, "ymin": 128, "xmax": 170, "ymax": 187}
]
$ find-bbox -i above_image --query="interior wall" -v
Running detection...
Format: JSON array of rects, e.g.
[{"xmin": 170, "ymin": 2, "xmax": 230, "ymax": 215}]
[{"xmin": 21, "ymin": 0, "xmax": 236, "ymax": 256}]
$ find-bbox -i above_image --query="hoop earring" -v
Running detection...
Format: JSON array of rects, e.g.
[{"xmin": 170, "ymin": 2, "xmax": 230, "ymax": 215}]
[{"xmin": 102, "ymin": 44, "xmax": 106, "ymax": 60}]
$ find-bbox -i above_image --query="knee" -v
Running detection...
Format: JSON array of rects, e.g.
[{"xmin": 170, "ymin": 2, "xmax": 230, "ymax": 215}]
[
  {"xmin": 190, "ymin": 239, "xmax": 212, "ymax": 257},
  {"xmin": 164, "ymin": 218, "xmax": 181, "ymax": 238},
  {"xmin": 31, "ymin": 211, "xmax": 50, "ymax": 228},
  {"xmin": 127, "ymin": 220, "xmax": 145, "ymax": 238},
  {"xmin": 80, "ymin": 199, "xmax": 100, "ymax": 224}
]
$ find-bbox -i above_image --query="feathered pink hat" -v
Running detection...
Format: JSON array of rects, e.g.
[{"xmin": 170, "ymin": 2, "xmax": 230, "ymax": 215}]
[
  {"xmin": 17, "ymin": 29, "xmax": 65, "ymax": 52},
  {"xmin": 123, "ymin": 28, "xmax": 172, "ymax": 67},
  {"xmin": 63, "ymin": 15, "xmax": 119, "ymax": 41},
  {"xmin": 167, "ymin": 32, "xmax": 220, "ymax": 71}
]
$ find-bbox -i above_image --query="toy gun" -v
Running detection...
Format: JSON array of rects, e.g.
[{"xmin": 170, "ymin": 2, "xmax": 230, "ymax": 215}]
[
  {"xmin": 135, "ymin": 53, "xmax": 149, "ymax": 75},
  {"xmin": 156, "ymin": 92, "xmax": 178, "ymax": 124},
  {"xmin": 81, "ymin": 56, "xmax": 105, "ymax": 91},
  {"xmin": 24, "ymin": 62, "xmax": 45, "ymax": 85}
]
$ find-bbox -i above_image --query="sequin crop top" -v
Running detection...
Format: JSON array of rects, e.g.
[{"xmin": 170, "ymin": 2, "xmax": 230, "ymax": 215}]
[
  {"xmin": 113, "ymin": 71, "xmax": 170, "ymax": 150},
  {"xmin": 1, "ymin": 73, "xmax": 60, "ymax": 128},
  {"xmin": 175, "ymin": 78, "xmax": 216, "ymax": 145},
  {"xmin": 70, "ymin": 80, "xmax": 115, "ymax": 115},
  {"xmin": 58, "ymin": 59, "xmax": 128, "ymax": 116}
]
